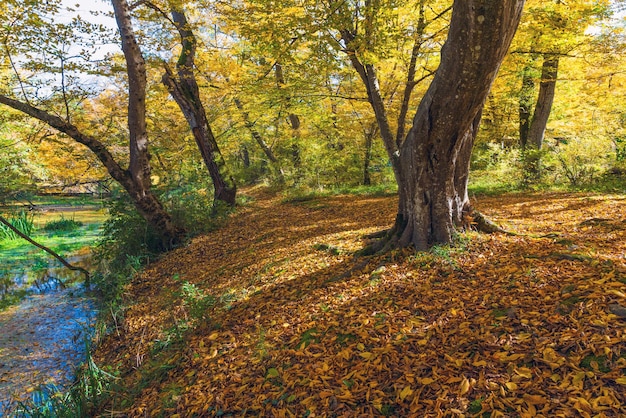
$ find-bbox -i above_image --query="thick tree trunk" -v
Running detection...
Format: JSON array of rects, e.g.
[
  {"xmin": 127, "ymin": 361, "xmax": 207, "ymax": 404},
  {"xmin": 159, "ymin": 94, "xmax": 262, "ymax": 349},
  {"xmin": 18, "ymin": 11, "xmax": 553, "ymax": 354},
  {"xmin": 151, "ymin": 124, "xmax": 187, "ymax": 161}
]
[
  {"xmin": 528, "ymin": 55, "xmax": 559, "ymax": 150},
  {"xmin": 389, "ymin": 0, "xmax": 525, "ymax": 251},
  {"xmin": 162, "ymin": 9, "xmax": 236, "ymax": 206}
]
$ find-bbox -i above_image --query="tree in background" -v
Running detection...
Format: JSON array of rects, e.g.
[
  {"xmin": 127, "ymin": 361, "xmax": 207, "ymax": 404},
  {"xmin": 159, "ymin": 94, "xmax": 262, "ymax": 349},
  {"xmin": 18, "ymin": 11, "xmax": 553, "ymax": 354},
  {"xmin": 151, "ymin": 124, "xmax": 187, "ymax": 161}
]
[
  {"xmin": 473, "ymin": 0, "xmax": 624, "ymax": 188},
  {"xmin": 514, "ymin": 0, "xmax": 610, "ymax": 180},
  {"xmin": 136, "ymin": 1, "xmax": 237, "ymax": 205}
]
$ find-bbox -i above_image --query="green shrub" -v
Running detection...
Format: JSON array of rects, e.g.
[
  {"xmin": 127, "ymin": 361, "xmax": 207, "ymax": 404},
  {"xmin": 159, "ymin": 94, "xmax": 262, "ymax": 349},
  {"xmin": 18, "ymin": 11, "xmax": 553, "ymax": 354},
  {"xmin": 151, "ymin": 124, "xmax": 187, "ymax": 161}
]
[
  {"xmin": 181, "ymin": 281, "xmax": 216, "ymax": 323},
  {"xmin": 42, "ymin": 216, "xmax": 83, "ymax": 232},
  {"xmin": 554, "ymin": 136, "xmax": 615, "ymax": 186},
  {"xmin": 160, "ymin": 186, "xmax": 231, "ymax": 236},
  {"xmin": 470, "ymin": 142, "xmax": 524, "ymax": 194}
]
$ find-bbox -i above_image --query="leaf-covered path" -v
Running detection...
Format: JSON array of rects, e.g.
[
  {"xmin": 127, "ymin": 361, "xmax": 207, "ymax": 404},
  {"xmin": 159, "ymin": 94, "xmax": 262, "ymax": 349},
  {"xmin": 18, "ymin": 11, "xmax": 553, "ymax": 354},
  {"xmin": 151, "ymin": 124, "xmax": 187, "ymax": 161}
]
[{"xmin": 94, "ymin": 190, "xmax": 626, "ymax": 416}]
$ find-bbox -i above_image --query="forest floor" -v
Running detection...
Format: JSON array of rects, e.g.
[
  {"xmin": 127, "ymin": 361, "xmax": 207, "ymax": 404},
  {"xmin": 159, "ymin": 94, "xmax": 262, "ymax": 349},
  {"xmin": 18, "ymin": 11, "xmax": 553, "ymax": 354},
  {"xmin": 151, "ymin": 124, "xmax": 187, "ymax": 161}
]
[{"xmin": 94, "ymin": 188, "xmax": 626, "ymax": 417}]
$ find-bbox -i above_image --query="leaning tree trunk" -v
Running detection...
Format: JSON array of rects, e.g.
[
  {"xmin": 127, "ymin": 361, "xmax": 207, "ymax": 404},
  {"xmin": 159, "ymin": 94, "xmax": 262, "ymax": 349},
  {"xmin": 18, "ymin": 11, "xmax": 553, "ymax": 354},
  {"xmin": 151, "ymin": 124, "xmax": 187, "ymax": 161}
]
[
  {"xmin": 112, "ymin": 0, "xmax": 185, "ymax": 247},
  {"xmin": 389, "ymin": 0, "xmax": 525, "ymax": 251},
  {"xmin": 162, "ymin": 9, "xmax": 236, "ymax": 206}
]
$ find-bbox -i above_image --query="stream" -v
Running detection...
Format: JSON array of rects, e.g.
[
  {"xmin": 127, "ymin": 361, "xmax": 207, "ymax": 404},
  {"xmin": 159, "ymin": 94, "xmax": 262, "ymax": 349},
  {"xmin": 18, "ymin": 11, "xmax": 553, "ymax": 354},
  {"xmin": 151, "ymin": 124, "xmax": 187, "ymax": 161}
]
[
  {"xmin": 0, "ymin": 288, "xmax": 96, "ymax": 415},
  {"xmin": 0, "ymin": 206, "xmax": 104, "ymax": 416}
]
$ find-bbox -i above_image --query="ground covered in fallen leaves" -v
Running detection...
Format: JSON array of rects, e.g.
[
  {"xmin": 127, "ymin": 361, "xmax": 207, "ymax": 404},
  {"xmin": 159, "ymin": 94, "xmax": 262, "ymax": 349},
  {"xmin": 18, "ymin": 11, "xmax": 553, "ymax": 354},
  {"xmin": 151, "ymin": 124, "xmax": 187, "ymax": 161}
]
[{"xmin": 94, "ymin": 190, "xmax": 626, "ymax": 417}]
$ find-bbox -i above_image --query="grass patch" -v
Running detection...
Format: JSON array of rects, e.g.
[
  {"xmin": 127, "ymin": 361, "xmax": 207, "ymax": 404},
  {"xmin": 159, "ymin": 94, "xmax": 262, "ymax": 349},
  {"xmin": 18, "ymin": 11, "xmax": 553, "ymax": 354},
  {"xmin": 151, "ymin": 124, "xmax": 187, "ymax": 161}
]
[
  {"xmin": 282, "ymin": 183, "xmax": 397, "ymax": 203},
  {"xmin": 580, "ymin": 354, "xmax": 611, "ymax": 373}
]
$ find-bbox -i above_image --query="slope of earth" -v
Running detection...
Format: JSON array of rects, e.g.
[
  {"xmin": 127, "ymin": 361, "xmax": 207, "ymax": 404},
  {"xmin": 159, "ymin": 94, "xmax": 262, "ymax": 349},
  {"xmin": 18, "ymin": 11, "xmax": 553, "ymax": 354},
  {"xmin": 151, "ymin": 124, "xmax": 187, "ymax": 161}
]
[{"xmin": 93, "ymin": 191, "xmax": 626, "ymax": 417}]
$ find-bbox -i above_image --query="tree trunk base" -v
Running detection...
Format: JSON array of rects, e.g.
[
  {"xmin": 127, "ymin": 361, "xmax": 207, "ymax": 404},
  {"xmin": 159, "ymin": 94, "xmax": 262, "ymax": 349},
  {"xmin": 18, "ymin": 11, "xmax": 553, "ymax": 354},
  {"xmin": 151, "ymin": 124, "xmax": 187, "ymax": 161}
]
[
  {"xmin": 361, "ymin": 210, "xmax": 514, "ymax": 254},
  {"xmin": 215, "ymin": 183, "xmax": 237, "ymax": 207}
]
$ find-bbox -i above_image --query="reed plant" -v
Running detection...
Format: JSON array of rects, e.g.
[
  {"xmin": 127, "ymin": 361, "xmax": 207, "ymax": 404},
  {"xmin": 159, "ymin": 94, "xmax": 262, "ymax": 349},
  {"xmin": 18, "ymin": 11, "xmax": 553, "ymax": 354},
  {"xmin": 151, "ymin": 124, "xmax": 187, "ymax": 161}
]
[
  {"xmin": 13, "ymin": 338, "xmax": 116, "ymax": 417},
  {"xmin": 0, "ymin": 210, "xmax": 35, "ymax": 240}
]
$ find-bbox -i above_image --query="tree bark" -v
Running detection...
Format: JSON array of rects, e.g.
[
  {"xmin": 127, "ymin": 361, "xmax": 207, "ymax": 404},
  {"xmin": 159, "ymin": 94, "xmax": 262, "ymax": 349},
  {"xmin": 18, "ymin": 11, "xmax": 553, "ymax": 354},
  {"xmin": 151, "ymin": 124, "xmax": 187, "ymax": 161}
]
[
  {"xmin": 362, "ymin": 121, "xmax": 378, "ymax": 186},
  {"xmin": 341, "ymin": 29, "xmax": 399, "ymax": 178},
  {"xmin": 112, "ymin": 0, "xmax": 150, "ymax": 191},
  {"xmin": 527, "ymin": 54, "xmax": 559, "ymax": 150},
  {"xmin": 162, "ymin": 9, "xmax": 236, "ymax": 206},
  {"xmin": 389, "ymin": 0, "xmax": 525, "ymax": 251}
]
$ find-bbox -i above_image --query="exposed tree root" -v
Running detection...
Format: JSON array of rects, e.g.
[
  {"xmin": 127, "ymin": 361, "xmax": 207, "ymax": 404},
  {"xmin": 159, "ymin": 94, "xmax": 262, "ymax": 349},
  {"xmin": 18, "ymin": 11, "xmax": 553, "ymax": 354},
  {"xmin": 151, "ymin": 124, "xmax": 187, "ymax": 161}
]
[{"xmin": 471, "ymin": 210, "xmax": 517, "ymax": 235}]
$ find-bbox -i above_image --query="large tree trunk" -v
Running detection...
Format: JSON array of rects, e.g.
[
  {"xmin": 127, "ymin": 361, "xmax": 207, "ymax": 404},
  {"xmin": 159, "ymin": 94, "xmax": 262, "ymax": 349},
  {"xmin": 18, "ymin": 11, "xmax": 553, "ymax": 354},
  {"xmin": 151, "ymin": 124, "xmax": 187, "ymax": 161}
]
[
  {"xmin": 162, "ymin": 9, "xmax": 236, "ymax": 206},
  {"xmin": 528, "ymin": 54, "xmax": 559, "ymax": 150},
  {"xmin": 389, "ymin": 0, "xmax": 525, "ymax": 251}
]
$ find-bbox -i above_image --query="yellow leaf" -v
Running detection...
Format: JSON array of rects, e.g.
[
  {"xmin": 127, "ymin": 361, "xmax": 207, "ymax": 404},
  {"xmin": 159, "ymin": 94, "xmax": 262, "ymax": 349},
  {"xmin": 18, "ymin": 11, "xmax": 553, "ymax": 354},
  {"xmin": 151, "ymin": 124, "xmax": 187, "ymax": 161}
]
[
  {"xmin": 607, "ymin": 289, "xmax": 626, "ymax": 298},
  {"xmin": 505, "ymin": 382, "xmax": 518, "ymax": 391},
  {"xmin": 399, "ymin": 385, "xmax": 413, "ymax": 401},
  {"xmin": 459, "ymin": 376, "xmax": 471, "ymax": 395},
  {"xmin": 372, "ymin": 398, "xmax": 383, "ymax": 412},
  {"xmin": 574, "ymin": 397, "xmax": 592, "ymax": 413},
  {"xmin": 356, "ymin": 343, "xmax": 365, "ymax": 351},
  {"xmin": 319, "ymin": 390, "xmax": 333, "ymax": 399},
  {"xmin": 615, "ymin": 377, "xmax": 626, "ymax": 385},
  {"xmin": 418, "ymin": 377, "xmax": 435, "ymax": 385},
  {"xmin": 515, "ymin": 367, "xmax": 533, "ymax": 379},
  {"xmin": 472, "ymin": 360, "xmax": 487, "ymax": 367},
  {"xmin": 359, "ymin": 352, "xmax": 374, "ymax": 360},
  {"xmin": 523, "ymin": 394, "xmax": 548, "ymax": 405}
]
